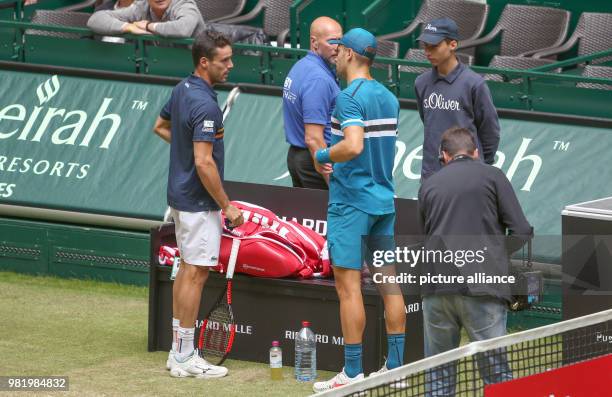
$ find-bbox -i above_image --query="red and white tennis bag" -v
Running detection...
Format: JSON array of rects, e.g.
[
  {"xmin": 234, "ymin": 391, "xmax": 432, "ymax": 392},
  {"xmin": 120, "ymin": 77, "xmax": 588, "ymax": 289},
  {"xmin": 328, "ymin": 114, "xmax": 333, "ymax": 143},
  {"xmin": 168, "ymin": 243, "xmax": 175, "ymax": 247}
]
[
  {"xmin": 158, "ymin": 245, "xmax": 180, "ymax": 265},
  {"xmin": 215, "ymin": 201, "xmax": 331, "ymax": 278}
]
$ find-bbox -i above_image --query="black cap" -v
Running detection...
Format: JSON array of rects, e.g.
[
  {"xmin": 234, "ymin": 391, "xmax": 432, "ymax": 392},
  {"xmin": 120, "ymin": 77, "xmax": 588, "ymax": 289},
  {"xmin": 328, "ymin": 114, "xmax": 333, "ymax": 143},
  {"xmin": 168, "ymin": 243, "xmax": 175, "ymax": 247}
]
[{"xmin": 417, "ymin": 17, "xmax": 460, "ymax": 45}]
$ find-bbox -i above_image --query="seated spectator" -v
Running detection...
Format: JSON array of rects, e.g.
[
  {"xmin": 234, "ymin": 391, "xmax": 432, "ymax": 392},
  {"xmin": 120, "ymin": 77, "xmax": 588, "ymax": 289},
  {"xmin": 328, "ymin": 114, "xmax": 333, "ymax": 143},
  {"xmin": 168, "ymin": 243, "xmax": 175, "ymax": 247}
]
[
  {"xmin": 91, "ymin": 0, "xmax": 138, "ymax": 43},
  {"xmin": 94, "ymin": 0, "xmax": 135, "ymax": 12},
  {"xmin": 87, "ymin": 0, "xmax": 205, "ymax": 39}
]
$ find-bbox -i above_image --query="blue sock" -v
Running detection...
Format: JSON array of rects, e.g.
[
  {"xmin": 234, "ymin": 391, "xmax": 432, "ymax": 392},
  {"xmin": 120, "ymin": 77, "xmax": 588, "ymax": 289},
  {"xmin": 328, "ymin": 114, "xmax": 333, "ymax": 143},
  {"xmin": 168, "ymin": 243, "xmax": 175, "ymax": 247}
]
[
  {"xmin": 344, "ymin": 343, "xmax": 363, "ymax": 378},
  {"xmin": 386, "ymin": 333, "xmax": 405, "ymax": 369}
]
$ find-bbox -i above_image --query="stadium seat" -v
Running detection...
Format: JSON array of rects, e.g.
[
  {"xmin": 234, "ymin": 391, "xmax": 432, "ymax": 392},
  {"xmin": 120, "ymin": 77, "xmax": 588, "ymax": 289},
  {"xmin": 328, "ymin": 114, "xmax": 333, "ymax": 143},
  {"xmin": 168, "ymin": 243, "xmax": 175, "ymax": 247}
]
[
  {"xmin": 56, "ymin": 0, "xmax": 96, "ymax": 12},
  {"xmin": 373, "ymin": 39, "xmax": 399, "ymax": 80},
  {"xmin": 377, "ymin": 0, "xmax": 489, "ymax": 58},
  {"xmin": 220, "ymin": 0, "xmax": 293, "ymax": 46},
  {"xmin": 484, "ymin": 55, "xmax": 560, "ymax": 83},
  {"xmin": 577, "ymin": 65, "xmax": 612, "ymax": 90},
  {"xmin": 459, "ymin": 4, "xmax": 570, "ymax": 57},
  {"xmin": 400, "ymin": 48, "xmax": 473, "ymax": 74},
  {"xmin": 374, "ymin": 39, "xmax": 399, "ymax": 66},
  {"xmin": 194, "ymin": 0, "xmax": 246, "ymax": 23},
  {"xmin": 26, "ymin": 10, "xmax": 92, "ymax": 39},
  {"xmin": 533, "ymin": 12, "xmax": 612, "ymax": 65}
]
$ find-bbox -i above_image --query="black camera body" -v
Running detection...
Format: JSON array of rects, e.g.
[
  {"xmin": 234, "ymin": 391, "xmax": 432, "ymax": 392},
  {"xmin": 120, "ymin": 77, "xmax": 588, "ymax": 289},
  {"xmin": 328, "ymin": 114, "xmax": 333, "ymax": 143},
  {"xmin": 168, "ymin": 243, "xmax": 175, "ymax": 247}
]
[
  {"xmin": 509, "ymin": 235, "xmax": 543, "ymax": 311},
  {"xmin": 509, "ymin": 270, "xmax": 544, "ymax": 311}
]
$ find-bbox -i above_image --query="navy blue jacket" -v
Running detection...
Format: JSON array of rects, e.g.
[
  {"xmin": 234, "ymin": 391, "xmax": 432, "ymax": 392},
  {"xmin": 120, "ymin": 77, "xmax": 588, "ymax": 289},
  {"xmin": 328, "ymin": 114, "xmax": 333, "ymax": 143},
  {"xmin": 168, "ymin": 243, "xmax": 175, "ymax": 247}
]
[{"xmin": 415, "ymin": 62, "xmax": 500, "ymax": 179}]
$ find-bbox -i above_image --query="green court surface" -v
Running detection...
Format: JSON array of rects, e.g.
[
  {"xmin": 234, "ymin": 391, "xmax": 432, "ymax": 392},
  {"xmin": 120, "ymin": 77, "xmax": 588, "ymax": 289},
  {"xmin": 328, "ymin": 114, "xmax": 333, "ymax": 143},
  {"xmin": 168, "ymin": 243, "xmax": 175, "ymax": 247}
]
[{"xmin": 0, "ymin": 271, "xmax": 333, "ymax": 396}]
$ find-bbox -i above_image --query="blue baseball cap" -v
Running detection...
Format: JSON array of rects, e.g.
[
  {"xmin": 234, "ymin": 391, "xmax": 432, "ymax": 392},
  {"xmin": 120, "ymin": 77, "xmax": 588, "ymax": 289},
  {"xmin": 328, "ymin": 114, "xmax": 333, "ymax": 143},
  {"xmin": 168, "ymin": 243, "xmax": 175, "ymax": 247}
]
[
  {"xmin": 417, "ymin": 17, "xmax": 460, "ymax": 45},
  {"xmin": 328, "ymin": 28, "xmax": 377, "ymax": 60}
]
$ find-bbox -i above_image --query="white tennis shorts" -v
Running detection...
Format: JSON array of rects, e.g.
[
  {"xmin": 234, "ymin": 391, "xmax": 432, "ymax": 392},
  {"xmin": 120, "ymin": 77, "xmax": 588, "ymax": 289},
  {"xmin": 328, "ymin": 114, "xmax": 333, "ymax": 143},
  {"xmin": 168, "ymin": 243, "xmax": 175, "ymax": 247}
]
[{"xmin": 170, "ymin": 208, "xmax": 222, "ymax": 267}]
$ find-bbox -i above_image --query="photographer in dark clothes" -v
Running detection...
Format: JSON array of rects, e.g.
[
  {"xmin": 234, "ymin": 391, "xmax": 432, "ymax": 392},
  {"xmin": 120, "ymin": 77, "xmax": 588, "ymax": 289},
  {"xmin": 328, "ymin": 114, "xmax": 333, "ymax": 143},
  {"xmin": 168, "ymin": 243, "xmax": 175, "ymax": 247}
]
[{"xmin": 418, "ymin": 127, "xmax": 532, "ymax": 396}]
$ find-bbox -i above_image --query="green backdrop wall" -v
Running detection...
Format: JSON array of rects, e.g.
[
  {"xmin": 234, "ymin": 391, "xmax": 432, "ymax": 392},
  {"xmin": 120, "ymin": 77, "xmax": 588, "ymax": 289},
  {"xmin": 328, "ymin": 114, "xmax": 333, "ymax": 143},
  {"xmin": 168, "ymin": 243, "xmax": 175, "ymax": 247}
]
[{"xmin": 1, "ymin": 69, "xmax": 611, "ymax": 262}]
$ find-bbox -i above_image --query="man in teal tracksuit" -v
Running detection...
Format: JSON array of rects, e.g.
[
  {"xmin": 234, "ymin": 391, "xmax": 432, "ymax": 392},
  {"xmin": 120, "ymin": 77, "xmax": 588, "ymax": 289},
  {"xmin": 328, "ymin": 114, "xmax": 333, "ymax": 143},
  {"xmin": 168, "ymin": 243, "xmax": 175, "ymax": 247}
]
[{"xmin": 312, "ymin": 28, "xmax": 406, "ymax": 393}]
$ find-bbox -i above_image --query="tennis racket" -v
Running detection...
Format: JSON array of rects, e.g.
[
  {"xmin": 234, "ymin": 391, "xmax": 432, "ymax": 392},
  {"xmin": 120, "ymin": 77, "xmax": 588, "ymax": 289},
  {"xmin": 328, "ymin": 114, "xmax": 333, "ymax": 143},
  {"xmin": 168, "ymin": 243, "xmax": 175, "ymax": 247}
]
[{"xmin": 198, "ymin": 236, "xmax": 240, "ymax": 365}]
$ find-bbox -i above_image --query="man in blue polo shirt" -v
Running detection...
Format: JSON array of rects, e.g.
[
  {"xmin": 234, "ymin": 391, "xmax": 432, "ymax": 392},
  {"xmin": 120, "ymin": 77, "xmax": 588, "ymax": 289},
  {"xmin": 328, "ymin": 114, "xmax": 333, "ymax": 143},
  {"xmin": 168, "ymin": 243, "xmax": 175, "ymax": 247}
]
[
  {"xmin": 415, "ymin": 17, "xmax": 500, "ymax": 180},
  {"xmin": 312, "ymin": 28, "xmax": 406, "ymax": 393},
  {"xmin": 153, "ymin": 31, "xmax": 243, "ymax": 379},
  {"xmin": 283, "ymin": 16, "xmax": 342, "ymax": 189}
]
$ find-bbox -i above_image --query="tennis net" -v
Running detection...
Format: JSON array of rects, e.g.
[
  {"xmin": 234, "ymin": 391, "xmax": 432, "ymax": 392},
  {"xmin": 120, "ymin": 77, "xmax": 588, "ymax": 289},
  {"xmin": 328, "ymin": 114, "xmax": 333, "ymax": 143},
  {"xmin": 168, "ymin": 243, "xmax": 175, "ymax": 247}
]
[{"xmin": 311, "ymin": 308, "xmax": 612, "ymax": 396}]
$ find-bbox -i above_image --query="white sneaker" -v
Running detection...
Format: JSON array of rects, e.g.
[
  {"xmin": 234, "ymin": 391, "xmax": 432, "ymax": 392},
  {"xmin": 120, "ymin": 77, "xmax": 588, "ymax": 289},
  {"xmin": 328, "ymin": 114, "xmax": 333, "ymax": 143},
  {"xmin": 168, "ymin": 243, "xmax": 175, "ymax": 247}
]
[
  {"xmin": 169, "ymin": 351, "xmax": 229, "ymax": 379},
  {"xmin": 368, "ymin": 363, "xmax": 388, "ymax": 377},
  {"xmin": 368, "ymin": 363, "xmax": 408, "ymax": 388},
  {"xmin": 166, "ymin": 350, "xmax": 177, "ymax": 370},
  {"xmin": 193, "ymin": 351, "xmax": 229, "ymax": 377},
  {"xmin": 312, "ymin": 369, "xmax": 364, "ymax": 393}
]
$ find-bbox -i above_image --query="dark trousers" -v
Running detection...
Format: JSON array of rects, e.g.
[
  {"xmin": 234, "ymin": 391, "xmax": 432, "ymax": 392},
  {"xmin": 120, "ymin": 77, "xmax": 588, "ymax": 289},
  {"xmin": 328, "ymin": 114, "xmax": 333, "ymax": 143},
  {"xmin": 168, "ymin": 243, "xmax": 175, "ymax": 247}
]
[{"xmin": 286, "ymin": 146, "xmax": 328, "ymax": 190}]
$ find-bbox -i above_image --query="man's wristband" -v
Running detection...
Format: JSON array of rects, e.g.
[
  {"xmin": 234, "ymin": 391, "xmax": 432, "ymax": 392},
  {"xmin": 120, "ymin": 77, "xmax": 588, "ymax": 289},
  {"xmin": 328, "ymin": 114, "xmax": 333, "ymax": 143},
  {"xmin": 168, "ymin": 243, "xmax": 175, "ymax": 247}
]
[
  {"xmin": 146, "ymin": 21, "xmax": 153, "ymax": 33},
  {"xmin": 315, "ymin": 148, "xmax": 333, "ymax": 164}
]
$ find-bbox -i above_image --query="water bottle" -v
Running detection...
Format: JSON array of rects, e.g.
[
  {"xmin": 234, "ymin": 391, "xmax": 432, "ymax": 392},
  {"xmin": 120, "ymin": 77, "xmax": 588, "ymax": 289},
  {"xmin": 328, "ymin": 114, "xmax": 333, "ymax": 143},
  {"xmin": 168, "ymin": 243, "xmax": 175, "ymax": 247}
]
[
  {"xmin": 270, "ymin": 341, "xmax": 283, "ymax": 380},
  {"xmin": 295, "ymin": 320, "xmax": 317, "ymax": 381}
]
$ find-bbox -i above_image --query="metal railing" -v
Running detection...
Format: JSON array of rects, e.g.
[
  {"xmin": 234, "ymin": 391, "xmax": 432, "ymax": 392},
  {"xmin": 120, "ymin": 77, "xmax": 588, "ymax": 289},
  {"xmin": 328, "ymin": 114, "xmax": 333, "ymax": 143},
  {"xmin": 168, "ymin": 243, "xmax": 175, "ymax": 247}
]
[{"xmin": 0, "ymin": 17, "xmax": 611, "ymax": 118}]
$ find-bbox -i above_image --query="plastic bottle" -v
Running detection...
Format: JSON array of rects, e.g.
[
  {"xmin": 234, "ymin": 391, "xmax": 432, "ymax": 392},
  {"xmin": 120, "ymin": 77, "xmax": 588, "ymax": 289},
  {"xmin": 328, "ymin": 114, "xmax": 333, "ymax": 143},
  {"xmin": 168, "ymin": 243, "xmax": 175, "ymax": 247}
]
[
  {"xmin": 270, "ymin": 341, "xmax": 283, "ymax": 380},
  {"xmin": 295, "ymin": 320, "xmax": 317, "ymax": 381}
]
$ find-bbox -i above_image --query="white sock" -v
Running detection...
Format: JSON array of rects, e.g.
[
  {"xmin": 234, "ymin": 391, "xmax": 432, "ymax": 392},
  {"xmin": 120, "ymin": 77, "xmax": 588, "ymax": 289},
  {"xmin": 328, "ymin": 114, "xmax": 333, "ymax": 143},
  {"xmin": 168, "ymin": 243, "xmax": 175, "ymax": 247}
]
[
  {"xmin": 175, "ymin": 327, "xmax": 195, "ymax": 361},
  {"xmin": 171, "ymin": 318, "xmax": 180, "ymax": 352}
]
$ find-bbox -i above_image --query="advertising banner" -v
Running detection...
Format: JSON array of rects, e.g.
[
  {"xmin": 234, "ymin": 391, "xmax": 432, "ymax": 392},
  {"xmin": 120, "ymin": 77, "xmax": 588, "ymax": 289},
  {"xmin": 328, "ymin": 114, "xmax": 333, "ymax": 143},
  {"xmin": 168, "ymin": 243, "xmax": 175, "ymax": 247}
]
[
  {"xmin": 0, "ymin": 70, "xmax": 227, "ymax": 219},
  {"xmin": 3, "ymin": 69, "xmax": 611, "ymax": 262},
  {"xmin": 222, "ymin": 94, "xmax": 612, "ymax": 262},
  {"xmin": 484, "ymin": 354, "xmax": 612, "ymax": 396}
]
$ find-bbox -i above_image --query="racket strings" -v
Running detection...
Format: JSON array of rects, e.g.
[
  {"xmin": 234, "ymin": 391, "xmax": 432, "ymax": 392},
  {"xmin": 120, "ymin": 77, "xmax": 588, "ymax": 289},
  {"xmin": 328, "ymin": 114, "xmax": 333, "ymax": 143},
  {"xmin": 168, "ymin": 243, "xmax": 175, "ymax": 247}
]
[{"xmin": 200, "ymin": 305, "xmax": 233, "ymax": 359}]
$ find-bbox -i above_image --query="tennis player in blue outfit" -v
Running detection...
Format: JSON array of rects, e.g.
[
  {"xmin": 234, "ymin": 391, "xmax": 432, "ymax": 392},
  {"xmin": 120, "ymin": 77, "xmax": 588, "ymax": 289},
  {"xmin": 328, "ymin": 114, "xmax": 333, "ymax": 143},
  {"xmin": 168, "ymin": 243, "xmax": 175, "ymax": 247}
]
[
  {"xmin": 312, "ymin": 28, "xmax": 407, "ymax": 392},
  {"xmin": 154, "ymin": 31, "xmax": 244, "ymax": 379}
]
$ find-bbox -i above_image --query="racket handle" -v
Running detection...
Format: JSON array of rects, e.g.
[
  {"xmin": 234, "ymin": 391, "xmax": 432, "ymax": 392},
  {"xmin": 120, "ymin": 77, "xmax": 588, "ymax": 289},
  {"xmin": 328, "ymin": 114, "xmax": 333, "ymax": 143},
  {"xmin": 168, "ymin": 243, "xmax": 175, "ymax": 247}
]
[
  {"xmin": 226, "ymin": 238, "xmax": 240, "ymax": 279},
  {"xmin": 227, "ymin": 280, "xmax": 232, "ymax": 305}
]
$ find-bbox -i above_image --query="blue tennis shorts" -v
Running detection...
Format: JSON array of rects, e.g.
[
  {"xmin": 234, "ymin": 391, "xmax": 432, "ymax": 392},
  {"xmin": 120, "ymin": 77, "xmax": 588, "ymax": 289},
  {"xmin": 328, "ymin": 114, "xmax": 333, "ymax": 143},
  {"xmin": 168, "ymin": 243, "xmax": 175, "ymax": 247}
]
[{"xmin": 327, "ymin": 203, "xmax": 395, "ymax": 270}]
